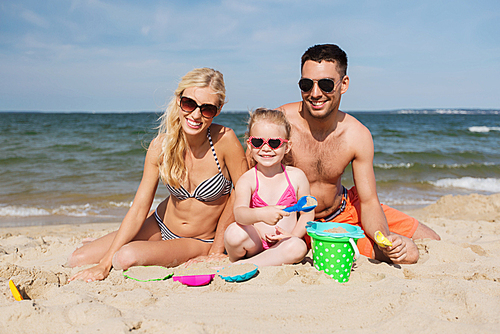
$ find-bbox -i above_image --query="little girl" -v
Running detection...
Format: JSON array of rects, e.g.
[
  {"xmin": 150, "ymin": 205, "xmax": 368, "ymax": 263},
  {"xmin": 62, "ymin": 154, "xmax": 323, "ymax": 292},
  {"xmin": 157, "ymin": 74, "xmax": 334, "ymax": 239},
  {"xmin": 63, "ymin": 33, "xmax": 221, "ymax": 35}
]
[{"xmin": 224, "ymin": 108, "xmax": 314, "ymax": 266}]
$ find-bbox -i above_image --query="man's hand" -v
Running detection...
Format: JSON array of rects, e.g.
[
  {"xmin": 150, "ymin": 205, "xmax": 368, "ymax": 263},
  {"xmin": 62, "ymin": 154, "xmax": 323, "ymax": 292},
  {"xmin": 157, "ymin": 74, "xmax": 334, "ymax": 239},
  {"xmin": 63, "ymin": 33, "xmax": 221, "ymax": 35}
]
[{"xmin": 378, "ymin": 234, "xmax": 419, "ymax": 264}]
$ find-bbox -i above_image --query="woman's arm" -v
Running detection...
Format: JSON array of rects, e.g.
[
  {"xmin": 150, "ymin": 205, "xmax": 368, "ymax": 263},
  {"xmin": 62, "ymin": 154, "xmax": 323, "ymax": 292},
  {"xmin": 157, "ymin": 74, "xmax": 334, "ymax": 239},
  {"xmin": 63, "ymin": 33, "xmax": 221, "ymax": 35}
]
[
  {"xmin": 69, "ymin": 137, "xmax": 163, "ymax": 282},
  {"xmin": 208, "ymin": 127, "xmax": 248, "ymax": 255}
]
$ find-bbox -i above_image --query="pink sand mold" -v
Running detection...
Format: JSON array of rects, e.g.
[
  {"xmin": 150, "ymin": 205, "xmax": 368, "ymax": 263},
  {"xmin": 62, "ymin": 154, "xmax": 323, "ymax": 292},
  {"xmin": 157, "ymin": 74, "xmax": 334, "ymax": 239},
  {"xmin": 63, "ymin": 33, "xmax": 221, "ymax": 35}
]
[{"xmin": 172, "ymin": 274, "xmax": 215, "ymax": 286}]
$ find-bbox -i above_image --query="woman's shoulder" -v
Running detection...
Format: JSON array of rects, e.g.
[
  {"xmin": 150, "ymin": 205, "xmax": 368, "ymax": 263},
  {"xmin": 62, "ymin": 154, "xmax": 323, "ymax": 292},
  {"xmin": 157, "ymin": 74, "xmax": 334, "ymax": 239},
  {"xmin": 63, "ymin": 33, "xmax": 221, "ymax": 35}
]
[
  {"xmin": 149, "ymin": 134, "xmax": 165, "ymax": 147},
  {"xmin": 147, "ymin": 134, "xmax": 165, "ymax": 155},
  {"xmin": 234, "ymin": 167, "xmax": 255, "ymax": 189},
  {"xmin": 210, "ymin": 123, "xmax": 243, "ymax": 155},
  {"xmin": 210, "ymin": 123, "xmax": 237, "ymax": 142}
]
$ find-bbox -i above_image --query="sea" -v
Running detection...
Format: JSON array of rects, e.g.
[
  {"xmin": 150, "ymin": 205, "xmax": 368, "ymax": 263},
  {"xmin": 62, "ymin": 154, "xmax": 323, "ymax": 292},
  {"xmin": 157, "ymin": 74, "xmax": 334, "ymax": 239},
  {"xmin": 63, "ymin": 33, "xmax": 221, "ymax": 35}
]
[{"xmin": 1, "ymin": 109, "xmax": 499, "ymax": 227}]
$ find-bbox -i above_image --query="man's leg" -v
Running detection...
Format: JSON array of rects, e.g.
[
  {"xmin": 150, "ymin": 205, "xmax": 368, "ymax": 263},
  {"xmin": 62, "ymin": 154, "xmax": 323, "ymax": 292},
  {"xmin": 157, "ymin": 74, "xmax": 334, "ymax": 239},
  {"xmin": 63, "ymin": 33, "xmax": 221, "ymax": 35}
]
[{"xmin": 412, "ymin": 221, "xmax": 441, "ymax": 240}]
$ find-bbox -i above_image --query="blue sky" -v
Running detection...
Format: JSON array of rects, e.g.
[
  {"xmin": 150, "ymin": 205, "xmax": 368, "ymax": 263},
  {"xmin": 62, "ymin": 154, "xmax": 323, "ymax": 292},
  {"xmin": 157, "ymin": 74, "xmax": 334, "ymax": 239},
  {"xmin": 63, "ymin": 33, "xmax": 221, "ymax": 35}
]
[{"xmin": 1, "ymin": 0, "xmax": 499, "ymax": 112}]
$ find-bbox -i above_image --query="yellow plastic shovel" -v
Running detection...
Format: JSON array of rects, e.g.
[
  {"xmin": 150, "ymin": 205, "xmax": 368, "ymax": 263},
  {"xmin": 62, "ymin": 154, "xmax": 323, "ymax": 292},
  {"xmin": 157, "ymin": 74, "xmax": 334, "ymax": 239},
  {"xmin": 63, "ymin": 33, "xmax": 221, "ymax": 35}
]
[
  {"xmin": 374, "ymin": 231, "xmax": 393, "ymax": 248},
  {"xmin": 9, "ymin": 279, "xmax": 23, "ymax": 301}
]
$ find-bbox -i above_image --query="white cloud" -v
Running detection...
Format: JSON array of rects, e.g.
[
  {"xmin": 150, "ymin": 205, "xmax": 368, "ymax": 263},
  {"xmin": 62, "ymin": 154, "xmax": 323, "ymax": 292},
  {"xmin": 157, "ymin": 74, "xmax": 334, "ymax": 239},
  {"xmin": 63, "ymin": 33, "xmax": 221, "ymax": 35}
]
[
  {"xmin": 20, "ymin": 10, "xmax": 49, "ymax": 28},
  {"xmin": 1, "ymin": 0, "xmax": 500, "ymax": 111}
]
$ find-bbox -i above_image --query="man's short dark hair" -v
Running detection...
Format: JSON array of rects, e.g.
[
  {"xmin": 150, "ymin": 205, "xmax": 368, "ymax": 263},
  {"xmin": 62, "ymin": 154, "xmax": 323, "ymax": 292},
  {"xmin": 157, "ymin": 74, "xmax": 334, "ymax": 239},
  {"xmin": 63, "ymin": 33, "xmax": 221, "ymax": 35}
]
[{"xmin": 301, "ymin": 44, "xmax": 348, "ymax": 76}]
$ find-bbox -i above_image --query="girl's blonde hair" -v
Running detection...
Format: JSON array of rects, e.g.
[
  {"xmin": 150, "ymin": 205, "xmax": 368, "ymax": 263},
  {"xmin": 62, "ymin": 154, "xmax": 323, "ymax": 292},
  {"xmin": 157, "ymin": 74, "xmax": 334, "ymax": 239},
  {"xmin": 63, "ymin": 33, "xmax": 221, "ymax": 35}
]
[
  {"xmin": 157, "ymin": 68, "xmax": 225, "ymax": 188},
  {"xmin": 246, "ymin": 108, "xmax": 292, "ymax": 167}
]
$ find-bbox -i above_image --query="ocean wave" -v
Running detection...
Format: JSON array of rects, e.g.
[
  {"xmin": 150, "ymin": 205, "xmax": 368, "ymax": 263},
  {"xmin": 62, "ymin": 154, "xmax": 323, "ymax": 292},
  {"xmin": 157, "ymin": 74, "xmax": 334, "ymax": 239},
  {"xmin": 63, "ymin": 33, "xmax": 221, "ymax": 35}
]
[
  {"xmin": 0, "ymin": 204, "xmax": 99, "ymax": 217},
  {"xmin": 375, "ymin": 163, "xmax": 413, "ymax": 169},
  {"xmin": 0, "ymin": 199, "xmax": 166, "ymax": 218},
  {"xmin": 52, "ymin": 204, "xmax": 95, "ymax": 217},
  {"xmin": 430, "ymin": 177, "xmax": 500, "ymax": 192},
  {"xmin": 382, "ymin": 198, "xmax": 436, "ymax": 207},
  {"xmin": 469, "ymin": 126, "xmax": 500, "ymax": 133},
  {"xmin": 109, "ymin": 201, "xmax": 133, "ymax": 208},
  {"xmin": 374, "ymin": 162, "xmax": 495, "ymax": 170},
  {"xmin": 0, "ymin": 206, "xmax": 51, "ymax": 217},
  {"xmin": 396, "ymin": 109, "xmax": 499, "ymax": 115}
]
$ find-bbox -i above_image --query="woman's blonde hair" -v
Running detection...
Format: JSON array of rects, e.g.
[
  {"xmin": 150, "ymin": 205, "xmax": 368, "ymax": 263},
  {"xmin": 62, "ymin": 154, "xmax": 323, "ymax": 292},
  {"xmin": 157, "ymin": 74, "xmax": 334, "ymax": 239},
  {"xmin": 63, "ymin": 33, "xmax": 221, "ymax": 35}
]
[
  {"xmin": 246, "ymin": 108, "xmax": 292, "ymax": 167},
  {"xmin": 157, "ymin": 68, "xmax": 225, "ymax": 188}
]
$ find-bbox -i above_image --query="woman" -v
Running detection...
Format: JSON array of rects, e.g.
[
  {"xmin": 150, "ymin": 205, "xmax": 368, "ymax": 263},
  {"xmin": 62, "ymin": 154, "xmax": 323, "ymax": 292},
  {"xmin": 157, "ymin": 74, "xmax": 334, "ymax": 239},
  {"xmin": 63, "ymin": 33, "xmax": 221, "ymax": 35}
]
[{"xmin": 68, "ymin": 68, "xmax": 248, "ymax": 282}]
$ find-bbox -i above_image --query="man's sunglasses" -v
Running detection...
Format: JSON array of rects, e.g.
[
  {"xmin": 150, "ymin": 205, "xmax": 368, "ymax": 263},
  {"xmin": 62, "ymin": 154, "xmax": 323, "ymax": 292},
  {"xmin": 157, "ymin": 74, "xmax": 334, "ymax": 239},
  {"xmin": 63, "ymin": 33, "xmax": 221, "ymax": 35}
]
[
  {"xmin": 179, "ymin": 96, "xmax": 219, "ymax": 119},
  {"xmin": 248, "ymin": 136, "xmax": 289, "ymax": 150},
  {"xmin": 298, "ymin": 78, "xmax": 341, "ymax": 93}
]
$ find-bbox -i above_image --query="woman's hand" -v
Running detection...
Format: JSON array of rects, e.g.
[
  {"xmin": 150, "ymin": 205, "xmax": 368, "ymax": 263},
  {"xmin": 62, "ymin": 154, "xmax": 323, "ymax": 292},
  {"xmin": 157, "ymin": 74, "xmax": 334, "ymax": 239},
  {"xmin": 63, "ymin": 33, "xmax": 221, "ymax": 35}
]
[
  {"xmin": 258, "ymin": 206, "xmax": 290, "ymax": 226},
  {"xmin": 68, "ymin": 262, "xmax": 111, "ymax": 283}
]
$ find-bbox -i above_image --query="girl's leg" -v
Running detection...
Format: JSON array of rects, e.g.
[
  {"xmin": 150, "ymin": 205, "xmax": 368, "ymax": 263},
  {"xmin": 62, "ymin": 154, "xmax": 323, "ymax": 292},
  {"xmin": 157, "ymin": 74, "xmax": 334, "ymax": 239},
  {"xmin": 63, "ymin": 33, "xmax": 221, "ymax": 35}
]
[
  {"xmin": 67, "ymin": 213, "xmax": 162, "ymax": 268},
  {"xmin": 236, "ymin": 236, "xmax": 307, "ymax": 267},
  {"xmin": 224, "ymin": 222, "xmax": 263, "ymax": 262},
  {"xmin": 112, "ymin": 237, "xmax": 212, "ymax": 270}
]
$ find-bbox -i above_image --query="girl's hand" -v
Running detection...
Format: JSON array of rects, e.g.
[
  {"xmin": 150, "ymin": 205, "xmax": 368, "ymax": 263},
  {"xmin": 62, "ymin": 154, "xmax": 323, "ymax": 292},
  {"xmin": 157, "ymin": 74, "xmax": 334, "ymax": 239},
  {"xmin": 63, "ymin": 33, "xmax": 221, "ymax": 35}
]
[
  {"xmin": 68, "ymin": 263, "xmax": 111, "ymax": 283},
  {"xmin": 265, "ymin": 226, "xmax": 292, "ymax": 242},
  {"xmin": 259, "ymin": 206, "xmax": 290, "ymax": 226}
]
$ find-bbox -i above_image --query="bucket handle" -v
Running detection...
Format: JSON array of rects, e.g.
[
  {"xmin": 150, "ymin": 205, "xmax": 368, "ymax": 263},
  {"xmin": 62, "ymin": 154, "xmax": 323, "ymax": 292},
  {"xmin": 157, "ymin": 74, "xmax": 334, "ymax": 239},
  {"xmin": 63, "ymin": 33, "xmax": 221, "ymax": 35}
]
[{"xmin": 349, "ymin": 238, "xmax": 360, "ymax": 261}]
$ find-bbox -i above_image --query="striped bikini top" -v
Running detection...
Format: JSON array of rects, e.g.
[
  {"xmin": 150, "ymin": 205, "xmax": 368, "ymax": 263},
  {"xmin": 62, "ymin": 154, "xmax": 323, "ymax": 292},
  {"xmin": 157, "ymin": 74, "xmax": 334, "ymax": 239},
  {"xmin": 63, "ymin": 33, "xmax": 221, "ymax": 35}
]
[{"xmin": 166, "ymin": 128, "xmax": 232, "ymax": 202}]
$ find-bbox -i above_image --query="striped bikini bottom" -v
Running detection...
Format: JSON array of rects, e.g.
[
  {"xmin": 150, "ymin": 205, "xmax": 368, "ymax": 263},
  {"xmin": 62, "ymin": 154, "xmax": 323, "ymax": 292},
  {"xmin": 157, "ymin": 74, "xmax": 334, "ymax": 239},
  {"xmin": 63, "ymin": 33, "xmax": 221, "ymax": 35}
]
[{"xmin": 154, "ymin": 208, "xmax": 214, "ymax": 243}]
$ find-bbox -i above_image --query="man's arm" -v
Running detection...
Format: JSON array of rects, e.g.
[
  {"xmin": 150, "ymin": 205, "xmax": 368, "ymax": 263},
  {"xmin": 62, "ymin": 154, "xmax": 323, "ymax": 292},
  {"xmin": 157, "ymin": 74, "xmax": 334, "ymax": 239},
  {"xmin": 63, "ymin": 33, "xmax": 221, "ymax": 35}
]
[{"xmin": 350, "ymin": 124, "xmax": 419, "ymax": 264}]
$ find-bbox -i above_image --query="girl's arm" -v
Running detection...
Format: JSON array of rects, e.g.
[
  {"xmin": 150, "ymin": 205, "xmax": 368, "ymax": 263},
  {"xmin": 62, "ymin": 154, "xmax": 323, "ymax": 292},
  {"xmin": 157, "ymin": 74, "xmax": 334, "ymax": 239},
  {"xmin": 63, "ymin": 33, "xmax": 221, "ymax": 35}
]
[
  {"xmin": 290, "ymin": 168, "xmax": 314, "ymax": 238},
  {"xmin": 233, "ymin": 170, "xmax": 290, "ymax": 226},
  {"xmin": 69, "ymin": 136, "xmax": 162, "ymax": 282}
]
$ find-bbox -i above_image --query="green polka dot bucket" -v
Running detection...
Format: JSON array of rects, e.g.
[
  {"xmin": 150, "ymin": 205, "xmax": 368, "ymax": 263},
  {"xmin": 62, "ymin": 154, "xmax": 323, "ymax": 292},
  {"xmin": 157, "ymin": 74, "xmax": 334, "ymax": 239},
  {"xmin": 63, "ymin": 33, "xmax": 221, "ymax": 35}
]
[{"xmin": 306, "ymin": 222, "xmax": 364, "ymax": 283}]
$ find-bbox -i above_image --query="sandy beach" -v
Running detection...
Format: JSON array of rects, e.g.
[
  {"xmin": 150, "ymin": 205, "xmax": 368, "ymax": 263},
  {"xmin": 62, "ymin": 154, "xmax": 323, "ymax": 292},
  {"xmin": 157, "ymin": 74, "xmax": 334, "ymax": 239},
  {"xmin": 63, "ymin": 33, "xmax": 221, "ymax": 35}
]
[{"xmin": 1, "ymin": 193, "xmax": 500, "ymax": 333}]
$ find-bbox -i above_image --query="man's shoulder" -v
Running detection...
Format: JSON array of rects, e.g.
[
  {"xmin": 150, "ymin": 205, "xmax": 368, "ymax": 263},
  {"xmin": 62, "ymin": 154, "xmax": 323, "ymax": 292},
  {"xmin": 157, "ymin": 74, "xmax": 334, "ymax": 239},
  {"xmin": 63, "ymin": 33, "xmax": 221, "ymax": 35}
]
[
  {"xmin": 284, "ymin": 165, "xmax": 308, "ymax": 178},
  {"xmin": 339, "ymin": 113, "xmax": 373, "ymax": 152},
  {"xmin": 341, "ymin": 112, "xmax": 370, "ymax": 133},
  {"xmin": 277, "ymin": 101, "xmax": 301, "ymax": 113}
]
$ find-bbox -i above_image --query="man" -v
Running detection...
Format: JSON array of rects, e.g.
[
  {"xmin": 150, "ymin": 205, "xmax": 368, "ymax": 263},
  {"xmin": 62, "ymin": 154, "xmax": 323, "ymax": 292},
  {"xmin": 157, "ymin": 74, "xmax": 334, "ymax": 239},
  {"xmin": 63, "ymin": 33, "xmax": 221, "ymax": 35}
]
[{"xmin": 279, "ymin": 44, "xmax": 440, "ymax": 264}]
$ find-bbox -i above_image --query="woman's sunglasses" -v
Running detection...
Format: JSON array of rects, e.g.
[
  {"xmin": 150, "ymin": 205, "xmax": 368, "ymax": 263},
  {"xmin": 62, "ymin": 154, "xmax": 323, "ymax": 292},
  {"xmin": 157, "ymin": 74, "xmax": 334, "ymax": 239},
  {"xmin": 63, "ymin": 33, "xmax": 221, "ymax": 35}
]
[
  {"xmin": 179, "ymin": 96, "xmax": 219, "ymax": 119},
  {"xmin": 298, "ymin": 78, "xmax": 341, "ymax": 93},
  {"xmin": 248, "ymin": 136, "xmax": 289, "ymax": 150}
]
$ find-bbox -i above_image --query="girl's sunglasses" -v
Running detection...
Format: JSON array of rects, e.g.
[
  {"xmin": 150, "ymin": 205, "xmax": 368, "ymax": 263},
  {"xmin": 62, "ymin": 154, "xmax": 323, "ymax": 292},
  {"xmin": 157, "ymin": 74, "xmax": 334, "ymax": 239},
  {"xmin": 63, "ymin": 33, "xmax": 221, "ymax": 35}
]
[
  {"xmin": 179, "ymin": 96, "xmax": 219, "ymax": 119},
  {"xmin": 248, "ymin": 136, "xmax": 289, "ymax": 150},
  {"xmin": 298, "ymin": 78, "xmax": 341, "ymax": 93}
]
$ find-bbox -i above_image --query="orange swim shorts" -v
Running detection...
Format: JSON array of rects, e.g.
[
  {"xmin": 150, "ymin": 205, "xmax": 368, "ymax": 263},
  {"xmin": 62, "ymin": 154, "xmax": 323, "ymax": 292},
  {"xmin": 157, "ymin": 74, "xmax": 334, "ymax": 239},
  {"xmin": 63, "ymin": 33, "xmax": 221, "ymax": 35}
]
[{"xmin": 310, "ymin": 186, "xmax": 419, "ymax": 258}]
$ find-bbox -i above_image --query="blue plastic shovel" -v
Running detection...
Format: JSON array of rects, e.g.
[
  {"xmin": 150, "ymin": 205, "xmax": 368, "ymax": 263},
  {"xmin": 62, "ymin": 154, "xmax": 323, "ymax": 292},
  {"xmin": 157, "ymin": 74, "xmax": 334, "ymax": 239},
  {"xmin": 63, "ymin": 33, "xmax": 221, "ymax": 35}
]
[{"xmin": 283, "ymin": 196, "xmax": 318, "ymax": 213}]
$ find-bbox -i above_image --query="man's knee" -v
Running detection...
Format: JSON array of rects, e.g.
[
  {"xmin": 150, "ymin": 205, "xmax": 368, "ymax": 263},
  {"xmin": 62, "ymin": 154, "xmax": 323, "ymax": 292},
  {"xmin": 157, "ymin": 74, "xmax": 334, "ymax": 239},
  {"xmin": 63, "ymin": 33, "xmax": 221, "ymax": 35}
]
[{"xmin": 412, "ymin": 222, "xmax": 441, "ymax": 241}]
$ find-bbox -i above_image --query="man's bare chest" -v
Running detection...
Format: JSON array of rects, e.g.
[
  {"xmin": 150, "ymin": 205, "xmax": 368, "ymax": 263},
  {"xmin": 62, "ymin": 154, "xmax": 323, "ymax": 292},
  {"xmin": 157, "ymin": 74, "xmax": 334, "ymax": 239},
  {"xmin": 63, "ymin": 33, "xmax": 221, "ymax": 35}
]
[{"xmin": 290, "ymin": 131, "xmax": 351, "ymax": 182}]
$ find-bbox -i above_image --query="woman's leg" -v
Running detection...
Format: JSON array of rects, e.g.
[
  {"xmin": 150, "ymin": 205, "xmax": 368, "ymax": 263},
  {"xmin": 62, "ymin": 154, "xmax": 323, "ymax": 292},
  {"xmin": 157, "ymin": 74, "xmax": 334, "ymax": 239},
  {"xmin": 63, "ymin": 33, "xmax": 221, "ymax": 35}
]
[
  {"xmin": 224, "ymin": 222, "xmax": 263, "ymax": 262},
  {"xmin": 112, "ymin": 237, "xmax": 212, "ymax": 270},
  {"xmin": 67, "ymin": 213, "xmax": 162, "ymax": 268},
  {"xmin": 235, "ymin": 236, "xmax": 307, "ymax": 267}
]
